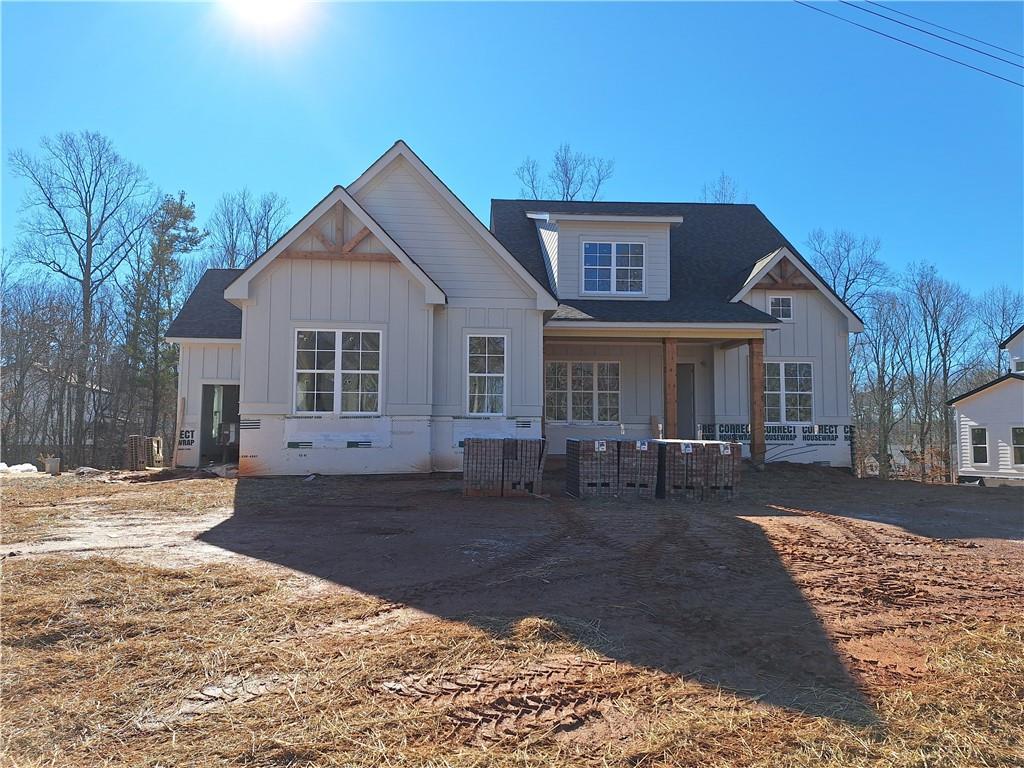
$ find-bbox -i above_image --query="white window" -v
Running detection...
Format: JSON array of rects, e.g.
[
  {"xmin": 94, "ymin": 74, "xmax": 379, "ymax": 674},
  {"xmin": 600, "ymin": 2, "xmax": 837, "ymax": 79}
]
[
  {"xmin": 764, "ymin": 362, "xmax": 813, "ymax": 424},
  {"xmin": 295, "ymin": 329, "xmax": 381, "ymax": 415},
  {"xmin": 467, "ymin": 335, "xmax": 506, "ymax": 415},
  {"xmin": 971, "ymin": 427, "xmax": 988, "ymax": 465},
  {"xmin": 582, "ymin": 242, "xmax": 644, "ymax": 294},
  {"xmin": 1013, "ymin": 427, "xmax": 1024, "ymax": 465},
  {"xmin": 1014, "ymin": 361, "xmax": 1024, "ymax": 372},
  {"xmin": 769, "ymin": 296, "xmax": 793, "ymax": 320},
  {"xmin": 544, "ymin": 361, "xmax": 620, "ymax": 423}
]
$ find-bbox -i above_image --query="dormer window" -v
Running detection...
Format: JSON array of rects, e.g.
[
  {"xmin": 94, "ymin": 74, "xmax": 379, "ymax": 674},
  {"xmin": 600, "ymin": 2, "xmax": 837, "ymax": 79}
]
[{"xmin": 582, "ymin": 242, "xmax": 644, "ymax": 294}]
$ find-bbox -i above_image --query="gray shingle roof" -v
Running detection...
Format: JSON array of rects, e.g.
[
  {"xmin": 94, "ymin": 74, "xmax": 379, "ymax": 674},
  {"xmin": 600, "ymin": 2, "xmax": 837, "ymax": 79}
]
[
  {"xmin": 166, "ymin": 269, "xmax": 243, "ymax": 339},
  {"xmin": 490, "ymin": 200, "xmax": 807, "ymax": 324}
]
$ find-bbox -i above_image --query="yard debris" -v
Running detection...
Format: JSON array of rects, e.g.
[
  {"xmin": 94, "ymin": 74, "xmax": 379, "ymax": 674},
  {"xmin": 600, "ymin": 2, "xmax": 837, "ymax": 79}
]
[{"xmin": 0, "ymin": 462, "xmax": 38, "ymax": 473}]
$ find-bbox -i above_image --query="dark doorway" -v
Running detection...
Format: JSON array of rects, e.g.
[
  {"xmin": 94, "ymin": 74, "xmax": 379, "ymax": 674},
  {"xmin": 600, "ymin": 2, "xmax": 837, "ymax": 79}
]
[
  {"xmin": 200, "ymin": 384, "xmax": 239, "ymax": 463},
  {"xmin": 676, "ymin": 363, "xmax": 696, "ymax": 439}
]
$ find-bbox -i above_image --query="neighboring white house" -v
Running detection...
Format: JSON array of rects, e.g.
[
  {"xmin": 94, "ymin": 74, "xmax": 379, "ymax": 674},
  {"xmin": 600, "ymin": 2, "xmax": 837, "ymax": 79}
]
[
  {"xmin": 167, "ymin": 140, "xmax": 863, "ymax": 476},
  {"xmin": 946, "ymin": 326, "xmax": 1024, "ymax": 485}
]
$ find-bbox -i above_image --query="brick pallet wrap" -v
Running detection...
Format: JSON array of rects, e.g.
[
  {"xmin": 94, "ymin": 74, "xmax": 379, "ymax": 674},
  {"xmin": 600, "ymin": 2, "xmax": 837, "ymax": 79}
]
[
  {"xmin": 502, "ymin": 438, "xmax": 547, "ymax": 497},
  {"xmin": 618, "ymin": 439, "xmax": 658, "ymax": 498},
  {"xmin": 655, "ymin": 440, "xmax": 705, "ymax": 500},
  {"xmin": 462, "ymin": 438, "xmax": 504, "ymax": 496},
  {"xmin": 704, "ymin": 441, "xmax": 742, "ymax": 499},
  {"xmin": 565, "ymin": 438, "xmax": 618, "ymax": 498}
]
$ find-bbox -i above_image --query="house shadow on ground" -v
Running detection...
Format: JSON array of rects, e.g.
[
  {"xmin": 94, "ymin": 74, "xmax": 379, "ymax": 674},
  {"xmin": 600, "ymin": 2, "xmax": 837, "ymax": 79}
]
[{"xmin": 199, "ymin": 472, "xmax": 878, "ymax": 725}]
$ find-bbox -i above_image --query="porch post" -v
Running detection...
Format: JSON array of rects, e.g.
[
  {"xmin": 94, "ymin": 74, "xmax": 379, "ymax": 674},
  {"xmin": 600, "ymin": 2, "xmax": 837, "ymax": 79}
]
[
  {"xmin": 664, "ymin": 338, "xmax": 678, "ymax": 439},
  {"xmin": 748, "ymin": 336, "xmax": 765, "ymax": 468}
]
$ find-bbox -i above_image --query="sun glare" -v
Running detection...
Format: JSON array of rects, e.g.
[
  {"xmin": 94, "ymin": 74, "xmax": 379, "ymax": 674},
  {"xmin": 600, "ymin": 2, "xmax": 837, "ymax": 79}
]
[{"xmin": 220, "ymin": 0, "xmax": 310, "ymax": 37}]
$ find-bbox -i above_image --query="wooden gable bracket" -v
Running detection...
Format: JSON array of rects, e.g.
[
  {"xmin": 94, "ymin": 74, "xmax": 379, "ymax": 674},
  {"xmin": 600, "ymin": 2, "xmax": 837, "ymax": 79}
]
[
  {"xmin": 281, "ymin": 207, "xmax": 394, "ymax": 262},
  {"xmin": 755, "ymin": 257, "xmax": 815, "ymax": 291}
]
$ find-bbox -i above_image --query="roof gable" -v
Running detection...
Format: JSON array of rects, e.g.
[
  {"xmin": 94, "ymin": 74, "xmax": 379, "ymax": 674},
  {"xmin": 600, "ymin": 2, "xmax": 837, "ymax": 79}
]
[
  {"xmin": 1000, "ymin": 324, "xmax": 1024, "ymax": 350},
  {"xmin": 350, "ymin": 141, "xmax": 556, "ymax": 310},
  {"xmin": 947, "ymin": 372, "xmax": 1024, "ymax": 406},
  {"xmin": 224, "ymin": 186, "xmax": 445, "ymax": 305}
]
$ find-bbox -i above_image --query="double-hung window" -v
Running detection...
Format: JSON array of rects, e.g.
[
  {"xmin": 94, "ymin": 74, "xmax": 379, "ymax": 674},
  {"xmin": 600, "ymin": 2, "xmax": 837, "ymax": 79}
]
[
  {"xmin": 764, "ymin": 362, "xmax": 813, "ymax": 424},
  {"xmin": 295, "ymin": 329, "xmax": 381, "ymax": 415},
  {"xmin": 971, "ymin": 427, "xmax": 988, "ymax": 465},
  {"xmin": 1012, "ymin": 427, "xmax": 1024, "ymax": 465},
  {"xmin": 582, "ymin": 242, "xmax": 644, "ymax": 294},
  {"xmin": 544, "ymin": 361, "xmax": 620, "ymax": 423},
  {"xmin": 467, "ymin": 335, "xmax": 506, "ymax": 415}
]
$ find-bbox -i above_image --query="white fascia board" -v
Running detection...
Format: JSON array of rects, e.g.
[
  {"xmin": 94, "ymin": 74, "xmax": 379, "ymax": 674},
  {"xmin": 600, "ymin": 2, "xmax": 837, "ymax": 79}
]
[
  {"xmin": 166, "ymin": 337, "xmax": 241, "ymax": 345},
  {"xmin": 224, "ymin": 186, "xmax": 446, "ymax": 305},
  {"xmin": 545, "ymin": 321, "xmax": 779, "ymax": 330},
  {"xmin": 348, "ymin": 141, "xmax": 558, "ymax": 311},
  {"xmin": 546, "ymin": 214, "xmax": 685, "ymax": 224},
  {"xmin": 730, "ymin": 246, "xmax": 865, "ymax": 333}
]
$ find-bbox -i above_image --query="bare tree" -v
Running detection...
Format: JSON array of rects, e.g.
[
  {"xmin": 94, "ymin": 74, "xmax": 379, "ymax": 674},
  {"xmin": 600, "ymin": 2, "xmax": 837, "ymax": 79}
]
[
  {"xmin": 700, "ymin": 171, "xmax": 742, "ymax": 204},
  {"xmin": 9, "ymin": 131, "xmax": 155, "ymax": 463},
  {"xmin": 514, "ymin": 143, "xmax": 615, "ymax": 201},
  {"xmin": 806, "ymin": 228, "xmax": 888, "ymax": 314},
  {"xmin": 206, "ymin": 189, "xmax": 288, "ymax": 268},
  {"xmin": 975, "ymin": 284, "xmax": 1024, "ymax": 374},
  {"xmin": 858, "ymin": 292, "xmax": 907, "ymax": 480}
]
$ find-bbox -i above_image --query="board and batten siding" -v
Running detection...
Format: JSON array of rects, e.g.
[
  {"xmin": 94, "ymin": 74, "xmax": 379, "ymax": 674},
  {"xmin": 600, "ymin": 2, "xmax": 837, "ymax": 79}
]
[
  {"xmin": 715, "ymin": 290, "xmax": 851, "ymax": 422},
  {"xmin": 432, "ymin": 304, "xmax": 544, "ymax": 418},
  {"xmin": 240, "ymin": 257, "xmax": 432, "ymax": 415},
  {"xmin": 954, "ymin": 379, "xmax": 1024, "ymax": 481},
  {"xmin": 353, "ymin": 156, "xmax": 533, "ymax": 301},
  {"xmin": 554, "ymin": 221, "xmax": 671, "ymax": 301}
]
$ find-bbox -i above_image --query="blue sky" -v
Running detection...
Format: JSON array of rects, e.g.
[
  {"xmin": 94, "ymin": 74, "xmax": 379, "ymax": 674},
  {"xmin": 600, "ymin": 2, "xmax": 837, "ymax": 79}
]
[{"xmin": 3, "ymin": 1, "xmax": 1021, "ymax": 294}]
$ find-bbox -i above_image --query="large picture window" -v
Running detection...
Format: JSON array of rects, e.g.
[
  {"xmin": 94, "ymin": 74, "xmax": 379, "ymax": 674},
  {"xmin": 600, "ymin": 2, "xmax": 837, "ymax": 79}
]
[
  {"xmin": 764, "ymin": 362, "xmax": 813, "ymax": 424},
  {"xmin": 295, "ymin": 329, "xmax": 381, "ymax": 415},
  {"xmin": 467, "ymin": 335, "xmax": 505, "ymax": 415},
  {"xmin": 582, "ymin": 242, "xmax": 644, "ymax": 294},
  {"xmin": 545, "ymin": 361, "xmax": 620, "ymax": 423},
  {"xmin": 971, "ymin": 427, "xmax": 988, "ymax": 465}
]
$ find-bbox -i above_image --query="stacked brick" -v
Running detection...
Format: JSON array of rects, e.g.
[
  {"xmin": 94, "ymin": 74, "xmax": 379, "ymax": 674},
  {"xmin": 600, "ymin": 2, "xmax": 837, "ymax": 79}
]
[
  {"xmin": 656, "ymin": 440, "xmax": 705, "ymax": 500},
  {"xmin": 126, "ymin": 435, "xmax": 165, "ymax": 471},
  {"xmin": 565, "ymin": 439, "xmax": 619, "ymax": 498},
  {"xmin": 463, "ymin": 437, "xmax": 546, "ymax": 497},
  {"xmin": 704, "ymin": 441, "xmax": 742, "ymax": 500},
  {"xmin": 617, "ymin": 440, "xmax": 658, "ymax": 498}
]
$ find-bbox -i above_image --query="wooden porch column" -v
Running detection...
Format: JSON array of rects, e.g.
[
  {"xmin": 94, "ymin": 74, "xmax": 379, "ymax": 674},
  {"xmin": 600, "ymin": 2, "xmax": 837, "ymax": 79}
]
[
  {"xmin": 664, "ymin": 338, "xmax": 678, "ymax": 439},
  {"xmin": 748, "ymin": 336, "xmax": 766, "ymax": 468}
]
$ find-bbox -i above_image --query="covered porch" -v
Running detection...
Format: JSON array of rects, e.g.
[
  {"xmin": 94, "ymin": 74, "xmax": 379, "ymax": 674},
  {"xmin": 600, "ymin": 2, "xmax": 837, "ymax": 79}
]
[{"xmin": 542, "ymin": 325, "xmax": 767, "ymax": 467}]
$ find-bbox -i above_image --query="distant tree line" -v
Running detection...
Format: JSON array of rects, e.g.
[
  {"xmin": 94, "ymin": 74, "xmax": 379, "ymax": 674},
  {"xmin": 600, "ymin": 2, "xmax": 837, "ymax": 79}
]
[{"xmin": 2, "ymin": 131, "xmax": 289, "ymax": 467}]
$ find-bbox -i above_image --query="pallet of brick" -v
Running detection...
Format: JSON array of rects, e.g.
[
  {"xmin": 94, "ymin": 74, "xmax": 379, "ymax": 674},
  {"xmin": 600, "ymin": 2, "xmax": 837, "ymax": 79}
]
[
  {"xmin": 501, "ymin": 438, "xmax": 546, "ymax": 497},
  {"xmin": 617, "ymin": 439, "xmax": 658, "ymax": 498},
  {"xmin": 462, "ymin": 437, "xmax": 504, "ymax": 496},
  {"xmin": 565, "ymin": 438, "xmax": 618, "ymax": 498},
  {"xmin": 655, "ymin": 440, "xmax": 705, "ymax": 500},
  {"xmin": 145, "ymin": 437, "xmax": 164, "ymax": 468},
  {"xmin": 126, "ymin": 435, "xmax": 147, "ymax": 471},
  {"xmin": 704, "ymin": 441, "xmax": 742, "ymax": 500}
]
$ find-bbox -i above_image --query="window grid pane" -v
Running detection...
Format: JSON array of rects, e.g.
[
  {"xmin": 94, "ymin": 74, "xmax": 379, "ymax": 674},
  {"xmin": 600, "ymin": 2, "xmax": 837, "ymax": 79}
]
[
  {"xmin": 468, "ymin": 335, "xmax": 505, "ymax": 415},
  {"xmin": 764, "ymin": 361, "xmax": 812, "ymax": 424},
  {"xmin": 583, "ymin": 242, "xmax": 643, "ymax": 293},
  {"xmin": 296, "ymin": 330, "xmax": 337, "ymax": 412},
  {"xmin": 545, "ymin": 362, "xmax": 568, "ymax": 422}
]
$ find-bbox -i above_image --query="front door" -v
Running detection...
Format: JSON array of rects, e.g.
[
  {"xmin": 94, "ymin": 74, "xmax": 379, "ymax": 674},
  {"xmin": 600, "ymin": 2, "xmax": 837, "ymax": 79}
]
[{"xmin": 676, "ymin": 363, "xmax": 696, "ymax": 439}]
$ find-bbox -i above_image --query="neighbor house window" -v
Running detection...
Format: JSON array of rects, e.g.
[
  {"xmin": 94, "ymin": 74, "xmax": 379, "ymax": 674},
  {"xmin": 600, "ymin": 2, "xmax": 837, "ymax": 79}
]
[
  {"xmin": 545, "ymin": 361, "xmax": 620, "ymax": 423},
  {"xmin": 295, "ymin": 329, "xmax": 381, "ymax": 414},
  {"xmin": 764, "ymin": 362, "xmax": 813, "ymax": 424},
  {"xmin": 340, "ymin": 331, "xmax": 381, "ymax": 414},
  {"xmin": 467, "ymin": 335, "xmax": 505, "ymax": 415},
  {"xmin": 1015, "ymin": 361, "xmax": 1024, "ymax": 372},
  {"xmin": 971, "ymin": 427, "xmax": 988, "ymax": 464},
  {"xmin": 582, "ymin": 242, "xmax": 644, "ymax": 294},
  {"xmin": 769, "ymin": 296, "xmax": 793, "ymax": 320},
  {"xmin": 1013, "ymin": 427, "xmax": 1024, "ymax": 465}
]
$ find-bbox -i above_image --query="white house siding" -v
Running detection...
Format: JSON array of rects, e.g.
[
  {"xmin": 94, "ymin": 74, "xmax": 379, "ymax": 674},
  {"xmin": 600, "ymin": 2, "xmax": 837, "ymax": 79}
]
[
  {"xmin": 954, "ymin": 379, "xmax": 1024, "ymax": 483},
  {"xmin": 236, "ymin": 256, "xmax": 436, "ymax": 475},
  {"xmin": 353, "ymin": 156, "xmax": 534, "ymax": 301},
  {"xmin": 711, "ymin": 290, "xmax": 853, "ymax": 466},
  {"xmin": 173, "ymin": 342, "xmax": 240, "ymax": 468},
  {"xmin": 429, "ymin": 302, "xmax": 545, "ymax": 471},
  {"xmin": 537, "ymin": 221, "xmax": 559, "ymax": 294},
  {"xmin": 554, "ymin": 222, "xmax": 671, "ymax": 301},
  {"xmin": 540, "ymin": 341, "xmax": 716, "ymax": 454}
]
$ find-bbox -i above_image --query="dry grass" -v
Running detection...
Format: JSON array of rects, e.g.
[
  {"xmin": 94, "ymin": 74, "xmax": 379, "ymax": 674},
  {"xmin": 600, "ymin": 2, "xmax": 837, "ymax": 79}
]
[{"xmin": 3, "ymin": 552, "xmax": 1022, "ymax": 768}]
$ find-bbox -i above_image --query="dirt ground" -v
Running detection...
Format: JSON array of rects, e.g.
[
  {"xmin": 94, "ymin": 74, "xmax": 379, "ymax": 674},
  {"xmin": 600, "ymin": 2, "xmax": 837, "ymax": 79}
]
[{"xmin": 2, "ymin": 463, "xmax": 1022, "ymax": 767}]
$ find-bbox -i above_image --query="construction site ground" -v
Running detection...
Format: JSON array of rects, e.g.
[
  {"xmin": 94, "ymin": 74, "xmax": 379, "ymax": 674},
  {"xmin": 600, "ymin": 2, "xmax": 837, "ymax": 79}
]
[{"xmin": 2, "ymin": 462, "xmax": 1022, "ymax": 767}]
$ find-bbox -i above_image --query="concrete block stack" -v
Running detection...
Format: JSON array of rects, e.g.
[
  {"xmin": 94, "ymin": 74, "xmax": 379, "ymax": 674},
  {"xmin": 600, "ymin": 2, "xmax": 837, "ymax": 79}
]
[
  {"xmin": 565, "ymin": 438, "xmax": 619, "ymax": 498},
  {"xmin": 618, "ymin": 439, "xmax": 658, "ymax": 498}
]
